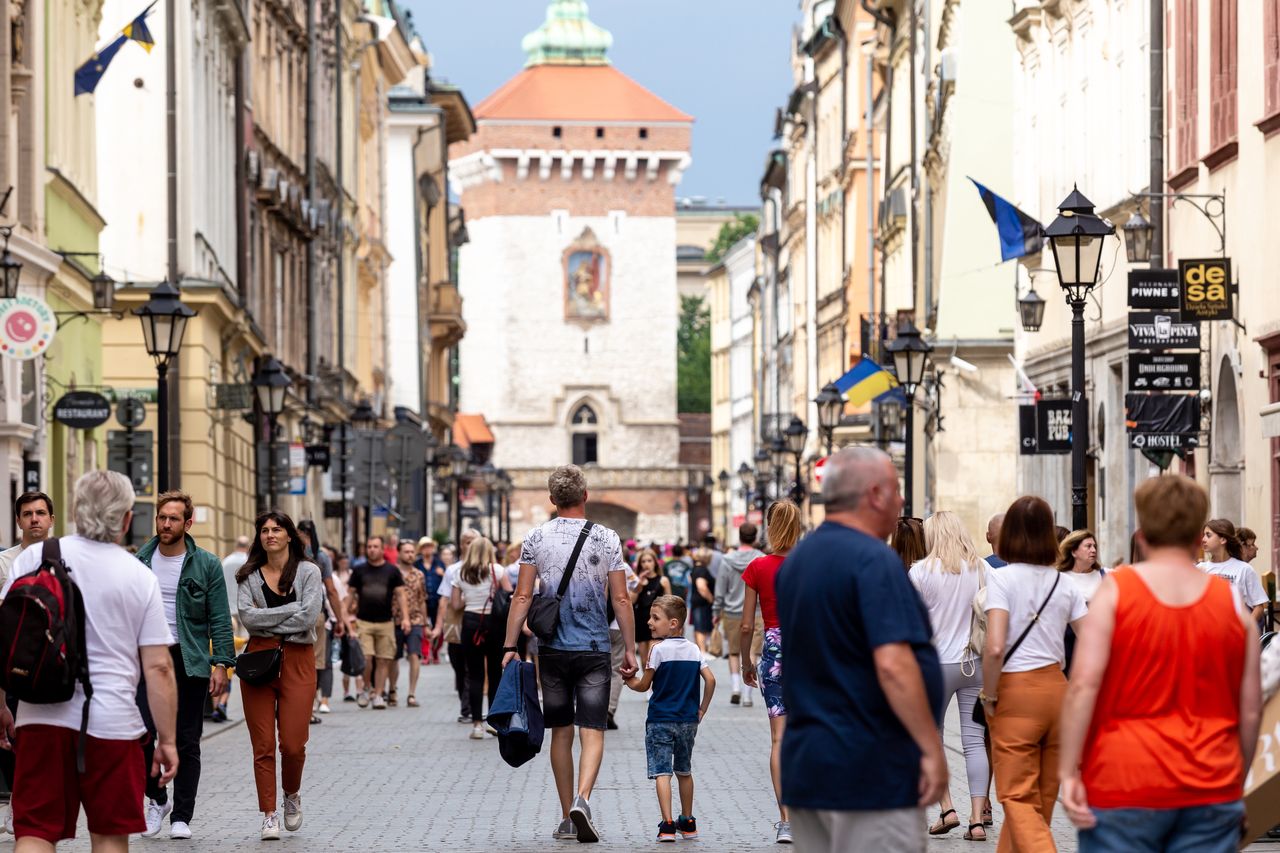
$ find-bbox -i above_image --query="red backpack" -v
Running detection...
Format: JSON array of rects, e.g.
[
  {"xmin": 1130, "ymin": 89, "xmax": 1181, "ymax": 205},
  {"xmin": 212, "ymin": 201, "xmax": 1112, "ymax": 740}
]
[{"xmin": 0, "ymin": 539, "xmax": 92, "ymax": 768}]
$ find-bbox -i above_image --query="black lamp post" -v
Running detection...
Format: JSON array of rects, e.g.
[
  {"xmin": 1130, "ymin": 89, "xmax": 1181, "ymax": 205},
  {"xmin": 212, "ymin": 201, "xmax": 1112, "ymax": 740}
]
[
  {"xmin": 134, "ymin": 281, "xmax": 195, "ymax": 492},
  {"xmin": 252, "ymin": 354, "xmax": 292, "ymax": 510},
  {"xmin": 783, "ymin": 416, "xmax": 808, "ymax": 503},
  {"xmin": 1018, "ymin": 286, "xmax": 1047, "ymax": 333},
  {"xmin": 815, "ymin": 382, "xmax": 843, "ymax": 455},
  {"xmin": 1123, "ymin": 210, "xmax": 1154, "ymax": 265},
  {"xmin": 479, "ymin": 462, "xmax": 498, "ymax": 539},
  {"xmin": 769, "ymin": 435, "xmax": 787, "ymax": 500},
  {"xmin": 451, "ymin": 445, "xmax": 471, "ymax": 545},
  {"xmin": 717, "ymin": 469, "xmax": 731, "ymax": 539},
  {"xmin": 0, "ymin": 226, "xmax": 22, "ymax": 299},
  {"xmin": 1045, "ymin": 186, "xmax": 1114, "ymax": 531},
  {"xmin": 886, "ymin": 319, "xmax": 933, "ymax": 517},
  {"xmin": 753, "ymin": 447, "xmax": 771, "ymax": 508},
  {"xmin": 351, "ymin": 399, "xmax": 378, "ymax": 543}
]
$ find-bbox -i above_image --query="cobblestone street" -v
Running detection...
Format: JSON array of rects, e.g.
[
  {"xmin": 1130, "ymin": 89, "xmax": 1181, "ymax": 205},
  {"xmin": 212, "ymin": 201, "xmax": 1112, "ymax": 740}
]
[{"xmin": 30, "ymin": 652, "xmax": 1097, "ymax": 852}]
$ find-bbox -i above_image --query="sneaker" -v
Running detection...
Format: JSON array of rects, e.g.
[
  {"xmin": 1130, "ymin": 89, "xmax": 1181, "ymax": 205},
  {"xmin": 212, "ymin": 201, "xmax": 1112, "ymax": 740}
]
[
  {"xmin": 677, "ymin": 815, "xmax": 698, "ymax": 839},
  {"xmin": 552, "ymin": 818, "xmax": 578, "ymax": 840},
  {"xmin": 282, "ymin": 793, "xmax": 302, "ymax": 832},
  {"xmin": 371, "ymin": 694, "xmax": 387, "ymax": 710},
  {"xmin": 568, "ymin": 794, "xmax": 599, "ymax": 843},
  {"xmin": 657, "ymin": 821, "xmax": 676, "ymax": 842},
  {"xmin": 317, "ymin": 702, "xmax": 331, "ymax": 714},
  {"xmin": 356, "ymin": 691, "xmax": 370, "ymax": 708},
  {"xmin": 775, "ymin": 820, "xmax": 793, "ymax": 844},
  {"xmin": 457, "ymin": 714, "xmax": 472, "ymax": 724},
  {"xmin": 743, "ymin": 695, "xmax": 754, "ymax": 708},
  {"xmin": 210, "ymin": 705, "xmax": 227, "ymax": 723},
  {"xmin": 170, "ymin": 821, "xmax": 192, "ymax": 840},
  {"xmin": 142, "ymin": 798, "xmax": 172, "ymax": 837},
  {"xmin": 261, "ymin": 811, "xmax": 280, "ymax": 841},
  {"xmin": 485, "ymin": 723, "xmax": 499, "ymax": 736},
  {"xmin": 730, "ymin": 693, "xmax": 741, "ymax": 705},
  {"xmin": 470, "ymin": 727, "xmax": 485, "ymax": 740},
  {"xmin": 343, "ymin": 693, "xmax": 357, "ymax": 703}
]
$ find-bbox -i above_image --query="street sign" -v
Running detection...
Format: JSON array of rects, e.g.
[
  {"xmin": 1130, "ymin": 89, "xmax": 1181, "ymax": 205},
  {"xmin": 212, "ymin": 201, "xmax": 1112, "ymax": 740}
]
[
  {"xmin": 1178, "ymin": 257, "xmax": 1233, "ymax": 321},
  {"xmin": 305, "ymin": 444, "xmax": 331, "ymax": 468},
  {"xmin": 116, "ymin": 397, "xmax": 146, "ymax": 428},
  {"xmin": 53, "ymin": 391, "xmax": 112, "ymax": 429},
  {"xmin": 1128, "ymin": 353, "xmax": 1201, "ymax": 392},
  {"xmin": 1128, "ymin": 311, "xmax": 1201, "ymax": 350},
  {"xmin": 255, "ymin": 442, "xmax": 291, "ymax": 495},
  {"xmin": 1127, "ymin": 268, "xmax": 1179, "ymax": 309},
  {"xmin": 108, "ymin": 430, "xmax": 154, "ymax": 496},
  {"xmin": 1018, "ymin": 404, "xmax": 1037, "ymax": 455},
  {"xmin": 289, "ymin": 443, "xmax": 306, "ymax": 495},
  {"xmin": 213, "ymin": 383, "xmax": 252, "ymax": 410},
  {"xmin": 1035, "ymin": 399, "xmax": 1072, "ymax": 454},
  {"xmin": 1125, "ymin": 393, "xmax": 1200, "ymax": 450},
  {"xmin": 0, "ymin": 296, "xmax": 56, "ymax": 360},
  {"xmin": 104, "ymin": 387, "xmax": 159, "ymax": 403},
  {"xmin": 22, "ymin": 460, "xmax": 38, "ymax": 491}
]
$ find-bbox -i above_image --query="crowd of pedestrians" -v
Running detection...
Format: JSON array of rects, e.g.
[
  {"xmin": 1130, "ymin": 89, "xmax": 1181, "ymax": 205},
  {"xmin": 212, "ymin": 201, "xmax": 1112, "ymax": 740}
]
[{"xmin": 0, "ymin": 454, "xmax": 1269, "ymax": 851}]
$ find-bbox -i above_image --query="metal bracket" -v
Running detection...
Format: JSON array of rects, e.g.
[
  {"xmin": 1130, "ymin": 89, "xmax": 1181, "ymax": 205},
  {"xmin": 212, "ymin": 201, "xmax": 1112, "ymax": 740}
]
[{"xmin": 1132, "ymin": 191, "xmax": 1227, "ymax": 257}]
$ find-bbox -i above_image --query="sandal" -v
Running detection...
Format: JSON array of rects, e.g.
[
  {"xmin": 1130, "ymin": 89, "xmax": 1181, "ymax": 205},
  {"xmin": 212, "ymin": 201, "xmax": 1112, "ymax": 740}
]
[
  {"xmin": 982, "ymin": 805, "xmax": 993, "ymax": 826},
  {"xmin": 929, "ymin": 809, "xmax": 959, "ymax": 835},
  {"xmin": 964, "ymin": 823, "xmax": 987, "ymax": 841},
  {"xmin": 407, "ymin": 695, "xmax": 419, "ymax": 708}
]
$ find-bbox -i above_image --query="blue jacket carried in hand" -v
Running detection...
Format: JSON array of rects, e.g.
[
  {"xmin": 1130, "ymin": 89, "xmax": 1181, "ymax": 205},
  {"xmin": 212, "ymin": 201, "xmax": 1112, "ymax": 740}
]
[{"xmin": 488, "ymin": 660, "xmax": 543, "ymax": 768}]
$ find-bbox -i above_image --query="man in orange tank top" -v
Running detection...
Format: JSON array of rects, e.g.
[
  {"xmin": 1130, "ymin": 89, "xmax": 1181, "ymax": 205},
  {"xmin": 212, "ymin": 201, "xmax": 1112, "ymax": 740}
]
[{"xmin": 1057, "ymin": 475, "xmax": 1262, "ymax": 852}]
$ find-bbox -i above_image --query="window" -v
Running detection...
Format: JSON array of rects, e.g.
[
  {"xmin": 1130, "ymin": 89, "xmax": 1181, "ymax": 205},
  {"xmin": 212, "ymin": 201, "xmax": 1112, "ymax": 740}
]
[
  {"xmin": 595, "ymin": 127, "xmax": 605, "ymax": 139},
  {"xmin": 639, "ymin": 128, "xmax": 649, "ymax": 139},
  {"xmin": 1264, "ymin": 0, "xmax": 1280, "ymax": 122},
  {"xmin": 1208, "ymin": 0, "xmax": 1238, "ymax": 153},
  {"xmin": 552, "ymin": 126, "xmax": 562, "ymax": 138},
  {"xmin": 571, "ymin": 404, "xmax": 599, "ymax": 465},
  {"xmin": 1173, "ymin": 0, "xmax": 1199, "ymax": 178}
]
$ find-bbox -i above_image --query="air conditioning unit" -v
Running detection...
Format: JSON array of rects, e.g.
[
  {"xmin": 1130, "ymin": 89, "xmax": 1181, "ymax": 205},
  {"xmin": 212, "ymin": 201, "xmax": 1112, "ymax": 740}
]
[
  {"xmin": 940, "ymin": 47, "xmax": 959, "ymax": 83},
  {"xmin": 246, "ymin": 149, "xmax": 260, "ymax": 184},
  {"xmin": 256, "ymin": 168, "xmax": 279, "ymax": 203}
]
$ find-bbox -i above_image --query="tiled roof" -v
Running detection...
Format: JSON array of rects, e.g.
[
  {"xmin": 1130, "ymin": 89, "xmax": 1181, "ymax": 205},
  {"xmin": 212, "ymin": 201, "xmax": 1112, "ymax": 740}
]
[{"xmin": 475, "ymin": 65, "xmax": 693, "ymax": 124}]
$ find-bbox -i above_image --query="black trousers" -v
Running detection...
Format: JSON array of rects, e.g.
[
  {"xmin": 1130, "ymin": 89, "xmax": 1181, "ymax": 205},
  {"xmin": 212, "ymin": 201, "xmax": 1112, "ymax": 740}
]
[
  {"xmin": 138, "ymin": 645, "xmax": 209, "ymax": 824},
  {"xmin": 447, "ymin": 641, "xmax": 471, "ymax": 716},
  {"xmin": 461, "ymin": 612, "xmax": 503, "ymax": 722}
]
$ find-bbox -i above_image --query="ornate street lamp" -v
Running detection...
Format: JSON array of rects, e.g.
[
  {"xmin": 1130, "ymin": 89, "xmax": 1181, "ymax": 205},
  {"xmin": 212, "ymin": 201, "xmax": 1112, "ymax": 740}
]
[
  {"xmin": 134, "ymin": 281, "xmax": 196, "ymax": 491},
  {"xmin": 886, "ymin": 319, "xmax": 934, "ymax": 517},
  {"xmin": 1123, "ymin": 210, "xmax": 1153, "ymax": 265},
  {"xmin": 1018, "ymin": 286, "xmax": 1047, "ymax": 333},
  {"xmin": 1046, "ymin": 186, "xmax": 1114, "ymax": 530},
  {"xmin": 753, "ymin": 446, "xmax": 772, "ymax": 505},
  {"xmin": 0, "ymin": 226, "xmax": 21, "ymax": 299},
  {"xmin": 815, "ymin": 382, "xmax": 843, "ymax": 455},
  {"xmin": 784, "ymin": 416, "xmax": 808, "ymax": 503},
  {"xmin": 478, "ymin": 462, "xmax": 498, "ymax": 539},
  {"xmin": 252, "ymin": 354, "xmax": 292, "ymax": 509},
  {"xmin": 91, "ymin": 269, "xmax": 115, "ymax": 312}
]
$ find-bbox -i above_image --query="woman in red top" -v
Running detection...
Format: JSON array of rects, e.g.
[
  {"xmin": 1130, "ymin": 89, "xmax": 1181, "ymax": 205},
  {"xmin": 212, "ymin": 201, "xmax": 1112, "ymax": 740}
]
[
  {"xmin": 1059, "ymin": 474, "xmax": 1261, "ymax": 852},
  {"xmin": 741, "ymin": 499, "xmax": 803, "ymax": 844}
]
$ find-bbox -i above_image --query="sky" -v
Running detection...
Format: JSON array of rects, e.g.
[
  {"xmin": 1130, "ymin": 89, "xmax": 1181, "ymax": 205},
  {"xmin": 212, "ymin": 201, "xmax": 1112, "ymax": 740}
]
[{"xmin": 400, "ymin": 0, "xmax": 800, "ymax": 206}]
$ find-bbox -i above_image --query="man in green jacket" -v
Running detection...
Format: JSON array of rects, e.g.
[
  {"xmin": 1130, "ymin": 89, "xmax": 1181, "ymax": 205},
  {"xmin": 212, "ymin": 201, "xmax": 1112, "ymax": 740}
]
[{"xmin": 135, "ymin": 490, "xmax": 236, "ymax": 840}]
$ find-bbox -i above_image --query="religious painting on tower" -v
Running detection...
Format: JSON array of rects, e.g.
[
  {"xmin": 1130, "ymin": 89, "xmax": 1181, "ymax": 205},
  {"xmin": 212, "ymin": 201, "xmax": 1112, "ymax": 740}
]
[{"xmin": 563, "ymin": 227, "xmax": 611, "ymax": 323}]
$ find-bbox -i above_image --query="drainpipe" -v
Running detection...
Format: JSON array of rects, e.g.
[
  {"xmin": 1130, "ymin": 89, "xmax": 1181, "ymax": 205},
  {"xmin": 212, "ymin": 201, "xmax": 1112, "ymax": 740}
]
[
  {"xmin": 836, "ymin": 18, "xmax": 850, "ymax": 369},
  {"xmin": 305, "ymin": 0, "xmax": 318, "ymax": 407},
  {"xmin": 865, "ymin": 43, "xmax": 876, "ymax": 328},
  {"xmin": 908, "ymin": 0, "xmax": 919, "ymax": 316},
  {"xmin": 922, "ymin": 0, "xmax": 933, "ymax": 326},
  {"xmin": 804, "ymin": 57, "xmax": 819, "ymax": 435},
  {"xmin": 770, "ymin": 187, "xmax": 784, "ymax": 429}
]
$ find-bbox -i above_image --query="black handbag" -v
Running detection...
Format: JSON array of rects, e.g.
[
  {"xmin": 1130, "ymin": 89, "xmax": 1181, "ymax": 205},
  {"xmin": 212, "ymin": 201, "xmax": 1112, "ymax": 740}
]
[
  {"xmin": 972, "ymin": 573, "xmax": 1060, "ymax": 729},
  {"xmin": 527, "ymin": 522, "xmax": 594, "ymax": 644},
  {"xmin": 235, "ymin": 640, "xmax": 284, "ymax": 686},
  {"xmin": 339, "ymin": 634, "xmax": 366, "ymax": 677}
]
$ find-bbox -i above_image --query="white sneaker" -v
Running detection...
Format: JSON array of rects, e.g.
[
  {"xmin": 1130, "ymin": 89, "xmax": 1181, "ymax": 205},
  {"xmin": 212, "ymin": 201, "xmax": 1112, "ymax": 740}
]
[
  {"xmin": 469, "ymin": 726, "xmax": 485, "ymax": 740},
  {"xmin": 170, "ymin": 821, "xmax": 192, "ymax": 840},
  {"xmin": 743, "ymin": 695, "xmax": 754, "ymax": 708},
  {"xmin": 282, "ymin": 793, "xmax": 303, "ymax": 832},
  {"xmin": 142, "ymin": 798, "xmax": 172, "ymax": 838},
  {"xmin": 371, "ymin": 693, "xmax": 387, "ymax": 709},
  {"xmin": 261, "ymin": 811, "xmax": 281, "ymax": 841},
  {"xmin": 317, "ymin": 702, "xmax": 331, "ymax": 714},
  {"xmin": 356, "ymin": 691, "xmax": 370, "ymax": 708},
  {"xmin": 3, "ymin": 804, "xmax": 12, "ymax": 834}
]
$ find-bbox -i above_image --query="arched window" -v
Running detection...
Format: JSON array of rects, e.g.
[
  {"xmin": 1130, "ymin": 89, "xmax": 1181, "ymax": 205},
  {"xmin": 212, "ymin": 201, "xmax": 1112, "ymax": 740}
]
[{"xmin": 571, "ymin": 404, "xmax": 599, "ymax": 466}]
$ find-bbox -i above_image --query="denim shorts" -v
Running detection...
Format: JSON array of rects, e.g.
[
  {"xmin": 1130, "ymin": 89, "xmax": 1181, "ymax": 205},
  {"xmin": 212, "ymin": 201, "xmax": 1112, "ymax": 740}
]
[
  {"xmin": 758, "ymin": 627, "xmax": 785, "ymax": 718},
  {"xmin": 539, "ymin": 648, "xmax": 612, "ymax": 730},
  {"xmin": 1078, "ymin": 800, "xmax": 1244, "ymax": 853},
  {"xmin": 645, "ymin": 720, "xmax": 698, "ymax": 779}
]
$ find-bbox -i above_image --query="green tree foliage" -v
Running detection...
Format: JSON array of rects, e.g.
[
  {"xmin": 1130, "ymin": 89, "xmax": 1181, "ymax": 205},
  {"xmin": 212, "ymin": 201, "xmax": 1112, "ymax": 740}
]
[
  {"xmin": 677, "ymin": 295, "xmax": 711, "ymax": 413},
  {"xmin": 704, "ymin": 213, "xmax": 760, "ymax": 264}
]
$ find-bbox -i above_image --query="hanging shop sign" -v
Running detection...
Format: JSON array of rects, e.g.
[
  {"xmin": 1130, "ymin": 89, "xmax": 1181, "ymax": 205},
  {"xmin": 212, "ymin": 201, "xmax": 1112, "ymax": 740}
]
[
  {"xmin": 116, "ymin": 397, "xmax": 147, "ymax": 429},
  {"xmin": 1127, "ymin": 268, "xmax": 1179, "ymax": 310},
  {"xmin": 1178, "ymin": 257, "xmax": 1233, "ymax": 321},
  {"xmin": 22, "ymin": 460, "xmax": 39, "ymax": 491},
  {"xmin": 0, "ymin": 296, "xmax": 56, "ymax": 360},
  {"xmin": 1128, "ymin": 311, "xmax": 1201, "ymax": 350},
  {"xmin": 1018, "ymin": 404, "xmax": 1038, "ymax": 455},
  {"xmin": 53, "ymin": 391, "xmax": 112, "ymax": 429},
  {"xmin": 1128, "ymin": 353, "xmax": 1201, "ymax": 392},
  {"xmin": 1125, "ymin": 393, "xmax": 1200, "ymax": 449},
  {"xmin": 1035, "ymin": 399, "xmax": 1073, "ymax": 455}
]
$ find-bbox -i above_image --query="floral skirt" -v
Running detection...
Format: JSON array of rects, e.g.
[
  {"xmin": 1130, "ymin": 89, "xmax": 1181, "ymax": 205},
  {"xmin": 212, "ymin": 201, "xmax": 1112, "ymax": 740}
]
[{"xmin": 758, "ymin": 627, "xmax": 785, "ymax": 718}]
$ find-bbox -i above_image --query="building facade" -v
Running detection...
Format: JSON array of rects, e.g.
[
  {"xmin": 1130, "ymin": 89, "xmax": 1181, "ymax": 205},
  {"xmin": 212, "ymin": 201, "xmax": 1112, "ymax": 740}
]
[{"xmin": 450, "ymin": 0, "xmax": 693, "ymax": 541}]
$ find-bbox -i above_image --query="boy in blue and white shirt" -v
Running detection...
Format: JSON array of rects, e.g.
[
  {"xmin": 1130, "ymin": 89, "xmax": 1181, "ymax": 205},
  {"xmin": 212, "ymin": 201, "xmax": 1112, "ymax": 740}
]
[{"xmin": 624, "ymin": 594, "xmax": 716, "ymax": 842}]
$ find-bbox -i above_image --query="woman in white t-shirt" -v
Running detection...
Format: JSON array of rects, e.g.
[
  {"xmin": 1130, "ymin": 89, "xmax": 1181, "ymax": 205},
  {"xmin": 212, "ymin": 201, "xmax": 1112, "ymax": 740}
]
[
  {"xmin": 1200, "ymin": 518, "xmax": 1269, "ymax": 622},
  {"xmin": 450, "ymin": 537, "xmax": 512, "ymax": 740},
  {"xmin": 1056, "ymin": 529, "xmax": 1107, "ymax": 673},
  {"xmin": 908, "ymin": 512, "xmax": 990, "ymax": 841},
  {"xmin": 981, "ymin": 497, "xmax": 1087, "ymax": 852}
]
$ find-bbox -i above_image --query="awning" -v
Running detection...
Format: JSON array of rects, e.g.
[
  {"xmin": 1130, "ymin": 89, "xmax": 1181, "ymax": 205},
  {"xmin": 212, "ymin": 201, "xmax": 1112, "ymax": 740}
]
[
  {"xmin": 1262, "ymin": 401, "xmax": 1280, "ymax": 439},
  {"xmin": 453, "ymin": 413, "xmax": 494, "ymax": 449}
]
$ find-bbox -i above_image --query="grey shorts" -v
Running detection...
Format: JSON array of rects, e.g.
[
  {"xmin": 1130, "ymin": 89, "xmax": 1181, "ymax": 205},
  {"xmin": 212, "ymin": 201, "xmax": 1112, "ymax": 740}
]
[{"xmin": 539, "ymin": 648, "xmax": 611, "ymax": 730}]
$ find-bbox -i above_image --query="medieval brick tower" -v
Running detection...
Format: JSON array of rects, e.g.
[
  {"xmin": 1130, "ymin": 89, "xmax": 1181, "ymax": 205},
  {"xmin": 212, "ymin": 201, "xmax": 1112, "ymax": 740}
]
[{"xmin": 449, "ymin": 0, "xmax": 694, "ymax": 541}]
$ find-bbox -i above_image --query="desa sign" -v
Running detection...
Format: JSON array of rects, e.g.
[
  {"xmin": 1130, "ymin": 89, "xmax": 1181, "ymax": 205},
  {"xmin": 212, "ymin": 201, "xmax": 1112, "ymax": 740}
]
[{"xmin": 1178, "ymin": 258, "xmax": 1233, "ymax": 321}]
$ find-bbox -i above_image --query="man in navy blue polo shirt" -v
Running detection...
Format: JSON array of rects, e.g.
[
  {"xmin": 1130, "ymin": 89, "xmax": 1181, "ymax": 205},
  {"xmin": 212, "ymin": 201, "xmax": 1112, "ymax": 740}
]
[{"xmin": 776, "ymin": 447, "xmax": 946, "ymax": 852}]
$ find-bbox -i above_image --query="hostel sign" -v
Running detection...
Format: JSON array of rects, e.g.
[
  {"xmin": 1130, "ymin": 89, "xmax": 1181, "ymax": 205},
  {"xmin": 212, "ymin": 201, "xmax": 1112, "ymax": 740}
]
[{"xmin": 1178, "ymin": 258, "xmax": 1233, "ymax": 321}]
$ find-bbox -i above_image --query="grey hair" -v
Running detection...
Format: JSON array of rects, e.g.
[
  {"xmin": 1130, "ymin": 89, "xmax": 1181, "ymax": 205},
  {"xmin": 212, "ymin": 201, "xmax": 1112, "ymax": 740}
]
[
  {"xmin": 548, "ymin": 464, "xmax": 587, "ymax": 508},
  {"xmin": 74, "ymin": 470, "xmax": 136, "ymax": 543},
  {"xmin": 822, "ymin": 446, "xmax": 892, "ymax": 512}
]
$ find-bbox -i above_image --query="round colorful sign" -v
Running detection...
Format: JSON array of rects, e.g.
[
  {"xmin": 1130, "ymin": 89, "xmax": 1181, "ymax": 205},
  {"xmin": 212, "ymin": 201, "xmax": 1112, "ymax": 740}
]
[{"xmin": 0, "ymin": 296, "xmax": 56, "ymax": 360}]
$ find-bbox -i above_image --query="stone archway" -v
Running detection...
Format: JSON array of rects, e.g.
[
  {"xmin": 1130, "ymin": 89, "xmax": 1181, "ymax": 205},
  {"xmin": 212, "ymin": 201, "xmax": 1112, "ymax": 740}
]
[
  {"xmin": 1211, "ymin": 355, "xmax": 1243, "ymax": 522},
  {"xmin": 585, "ymin": 501, "xmax": 639, "ymax": 541}
]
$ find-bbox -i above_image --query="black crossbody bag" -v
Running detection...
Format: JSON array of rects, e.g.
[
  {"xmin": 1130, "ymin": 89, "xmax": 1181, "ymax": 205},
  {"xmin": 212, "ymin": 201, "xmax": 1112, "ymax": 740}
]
[
  {"xmin": 235, "ymin": 572, "xmax": 288, "ymax": 686},
  {"xmin": 527, "ymin": 522, "xmax": 594, "ymax": 644},
  {"xmin": 972, "ymin": 573, "xmax": 1060, "ymax": 729}
]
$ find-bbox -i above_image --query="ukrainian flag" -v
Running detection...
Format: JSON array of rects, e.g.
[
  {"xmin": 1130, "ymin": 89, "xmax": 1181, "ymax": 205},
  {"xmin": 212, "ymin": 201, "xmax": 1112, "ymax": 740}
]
[
  {"xmin": 833, "ymin": 356, "xmax": 900, "ymax": 407},
  {"xmin": 73, "ymin": 2, "xmax": 156, "ymax": 96}
]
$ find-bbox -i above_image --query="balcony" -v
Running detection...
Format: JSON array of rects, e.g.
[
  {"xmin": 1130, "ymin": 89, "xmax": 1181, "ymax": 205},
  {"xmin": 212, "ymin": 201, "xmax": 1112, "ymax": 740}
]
[{"xmin": 428, "ymin": 280, "xmax": 465, "ymax": 347}]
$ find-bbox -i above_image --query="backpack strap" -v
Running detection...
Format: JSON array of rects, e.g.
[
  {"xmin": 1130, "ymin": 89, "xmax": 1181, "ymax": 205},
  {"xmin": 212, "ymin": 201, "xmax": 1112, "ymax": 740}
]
[
  {"xmin": 41, "ymin": 537, "xmax": 61, "ymax": 567},
  {"xmin": 44, "ymin": 539, "xmax": 93, "ymax": 774},
  {"xmin": 555, "ymin": 522, "xmax": 594, "ymax": 601}
]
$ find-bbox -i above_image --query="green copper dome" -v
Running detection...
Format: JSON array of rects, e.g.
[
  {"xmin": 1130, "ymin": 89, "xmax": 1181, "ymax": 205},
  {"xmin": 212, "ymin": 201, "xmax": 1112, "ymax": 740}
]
[{"xmin": 521, "ymin": 0, "xmax": 613, "ymax": 67}]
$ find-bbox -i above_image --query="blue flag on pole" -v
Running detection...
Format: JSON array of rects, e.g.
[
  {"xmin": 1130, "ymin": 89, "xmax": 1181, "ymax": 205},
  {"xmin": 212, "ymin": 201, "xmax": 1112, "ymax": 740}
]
[
  {"xmin": 968, "ymin": 177, "xmax": 1045, "ymax": 261},
  {"xmin": 833, "ymin": 356, "xmax": 902, "ymax": 407},
  {"xmin": 74, "ymin": 3, "xmax": 156, "ymax": 96}
]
